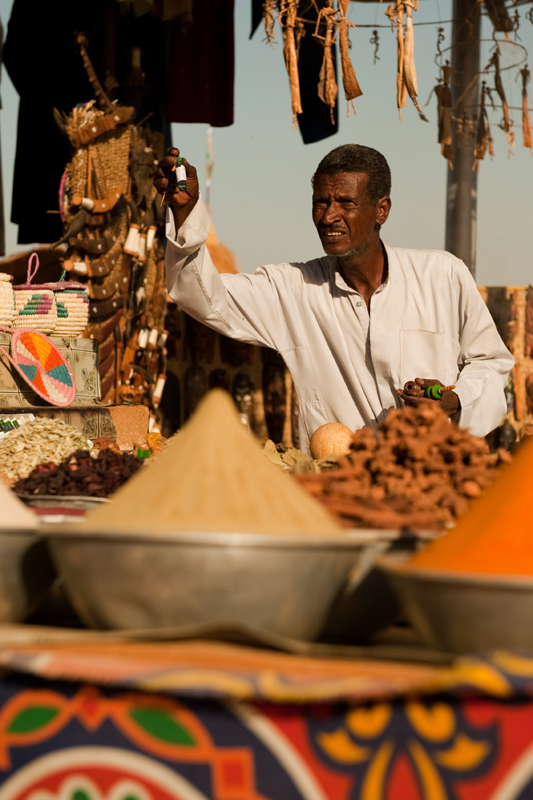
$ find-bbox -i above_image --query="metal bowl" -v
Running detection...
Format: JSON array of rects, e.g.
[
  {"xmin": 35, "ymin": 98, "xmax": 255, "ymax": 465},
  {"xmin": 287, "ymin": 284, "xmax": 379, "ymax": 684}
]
[
  {"xmin": 44, "ymin": 527, "xmax": 387, "ymax": 640},
  {"xmin": 0, "ymin": 529, "xmax": 56, "ymax": 622},
  {"xmin": 379, "ymin": 553, "xmax": 533, "ymax": 655},
  {"xmin": 18, "ymin": 495, "xmax": 109, "ymax": 524}
]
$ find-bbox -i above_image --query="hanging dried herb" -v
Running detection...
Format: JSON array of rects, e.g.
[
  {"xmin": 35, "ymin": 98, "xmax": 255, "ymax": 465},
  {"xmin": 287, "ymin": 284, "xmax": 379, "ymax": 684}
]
[
  {"xmin": 280, "ymin": 0, "xmax": 303, "ymax": 127},
  {"xmin": 338, "ymin": 0, "xmax": 363, "ymax": 115},
  {"xmin": 489, "ymin": 48, "xmax": 515, "ymax": 149},
  {"xmin": 520, "ymin": 65, "xmax": 533, "ymax": 151},
  {"xmin": 315, "ymin": 1, "xmax": 339, "ymax": 125},
  {"xmin": 432, "ymin": 62, "xmax": 454, "ymax": 163},
  {"xmin": 474, "ymin": 82, "xmax": 494, "ymax": 166},
  {"xmin": 402, "ymin": 1, "xmax": 429, "ymax": 121}
]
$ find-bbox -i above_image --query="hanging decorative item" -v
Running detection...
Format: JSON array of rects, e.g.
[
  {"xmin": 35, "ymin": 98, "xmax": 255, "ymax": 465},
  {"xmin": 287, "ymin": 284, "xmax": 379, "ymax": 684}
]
[
  {"xmin": 259, "ymin": 0, "xmax": 533, "ymax": 168},
  {"xmin": 337, "ymin": 0, "xmax": 363, "ymax": 115},
  {"xmin": 263, "ymin": 0, "xmax": 362, "ymax": 127},
  {"xmin": 520, "ymin": 64, "xmax": 533, "ymax": 151},
  {"xmin": 386, "ymin": 0, "xmax": 428, "ymax": 121},
  {"xmin": 280, "ymin": 0, "xmax": 303, "ymax": 127},
  {"xmin": 487, "ymin": 47, "xmax": 515, "ymax": 151},
  {"xmin": 474, "ymin": 81, "xmax": 494, "ymax": 167},
  {"xmin": 429, "ymin": 61, "xmax": 454, "ymax": 164},
  {"xmin": 0, "ymin": 328, "xmax": 76, "ymax": 407},
  {"xmin": 315, "ymin": 1, "xmax": 339, "ymax": 124}
]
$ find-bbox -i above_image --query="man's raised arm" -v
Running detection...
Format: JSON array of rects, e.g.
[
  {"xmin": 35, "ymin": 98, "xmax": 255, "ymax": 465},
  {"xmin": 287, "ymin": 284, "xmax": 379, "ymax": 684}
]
[{"xmin": 154, "ymin": 147, "xmax": 294, "ymax": 351}]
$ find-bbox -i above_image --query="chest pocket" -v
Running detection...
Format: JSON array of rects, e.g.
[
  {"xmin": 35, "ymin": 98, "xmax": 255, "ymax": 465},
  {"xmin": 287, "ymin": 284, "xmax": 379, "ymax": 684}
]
[{"xmin": 400, "ymin": 329, "xmax": 455, "ymax": 385}]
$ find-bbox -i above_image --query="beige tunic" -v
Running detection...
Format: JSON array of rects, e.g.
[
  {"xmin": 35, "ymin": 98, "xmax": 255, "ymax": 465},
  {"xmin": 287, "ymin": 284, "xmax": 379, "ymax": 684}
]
[{"xmin": 166, "ymin": 197, "xmax": 514, "ymax": 453}]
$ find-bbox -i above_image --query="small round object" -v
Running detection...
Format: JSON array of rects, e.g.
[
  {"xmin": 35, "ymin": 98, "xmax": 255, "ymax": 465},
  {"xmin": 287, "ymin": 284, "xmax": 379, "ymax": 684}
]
[
  {"xmin": 425, "ymin": 384, "xmax": 442, "ymax": 400},
  {"xmin": 310, "ymin": 422, "xmax": 354, "ymax": 459}
]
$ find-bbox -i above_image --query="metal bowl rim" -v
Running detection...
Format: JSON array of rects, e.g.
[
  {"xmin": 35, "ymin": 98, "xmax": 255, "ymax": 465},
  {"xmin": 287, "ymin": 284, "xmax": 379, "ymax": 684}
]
[
  {"xmin": 0, "ymin": 526, "xmax": 39, "ymax": 537},
  {"xmin": 17, "ymin": 494, "xmax": 110, "ymax": 504},
  {"xmin": 377, "ymin": 552, "xmax": 533, "ymax": 589},
  {"xmin": 42, "ymin": 525, "xmax": 390, "ymax": 549}
]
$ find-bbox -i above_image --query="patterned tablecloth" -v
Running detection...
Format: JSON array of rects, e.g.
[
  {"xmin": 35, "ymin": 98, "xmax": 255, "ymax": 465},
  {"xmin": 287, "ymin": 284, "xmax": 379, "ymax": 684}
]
[{"xmin": 1, "ymin": 629, "xmax": 533, "ymax": 799}]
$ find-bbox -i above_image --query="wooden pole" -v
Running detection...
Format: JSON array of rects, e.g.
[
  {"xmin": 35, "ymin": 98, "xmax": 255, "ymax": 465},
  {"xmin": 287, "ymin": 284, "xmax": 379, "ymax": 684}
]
[{"xmin": 444, "ymin": 0, "xmax": 481, "ymax": 276}]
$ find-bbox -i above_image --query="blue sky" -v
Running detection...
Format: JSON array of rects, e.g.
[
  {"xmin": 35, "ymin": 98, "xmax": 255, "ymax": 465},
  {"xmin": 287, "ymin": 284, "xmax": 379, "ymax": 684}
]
[{"xmin": 0, "ymin": 0, "xmax": 532, "ymax": 285}]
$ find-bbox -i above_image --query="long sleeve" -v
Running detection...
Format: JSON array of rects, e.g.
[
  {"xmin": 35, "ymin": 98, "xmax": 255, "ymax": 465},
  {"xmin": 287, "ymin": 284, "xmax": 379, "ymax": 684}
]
[
  {"xmin": 165, "ymin": 197, "xmax": 300, "ymax": 351},
  {"xmin": 451, "ymin": 260, "xmax": 514, "ymax": 437}
]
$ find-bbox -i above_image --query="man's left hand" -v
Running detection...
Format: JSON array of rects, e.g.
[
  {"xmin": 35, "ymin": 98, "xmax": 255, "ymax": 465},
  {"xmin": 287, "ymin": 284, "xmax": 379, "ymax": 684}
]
[{"xmin": 396, "ymin": 378, "xmax": 460, "ymax": 417}]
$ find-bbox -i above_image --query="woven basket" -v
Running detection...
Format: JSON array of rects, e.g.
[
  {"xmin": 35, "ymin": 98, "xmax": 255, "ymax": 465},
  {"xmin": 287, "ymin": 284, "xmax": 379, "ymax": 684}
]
[
  {"xmin": 46, "ymin": 280, "xmax": 89, "ymax": 337},
  {"xmin": 13, "ymin": 254, "xmax": 57, "ymax": 334},
  {"xmin": 0, "ymin": 273, "xmax": 15, "ymax": 327}
]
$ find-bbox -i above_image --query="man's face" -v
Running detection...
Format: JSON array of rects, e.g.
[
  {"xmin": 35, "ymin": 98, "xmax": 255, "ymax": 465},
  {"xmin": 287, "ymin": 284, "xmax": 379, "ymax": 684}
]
[{"xmin": 312, "ymin": 172, "xmax": 390, "ymax": 258}]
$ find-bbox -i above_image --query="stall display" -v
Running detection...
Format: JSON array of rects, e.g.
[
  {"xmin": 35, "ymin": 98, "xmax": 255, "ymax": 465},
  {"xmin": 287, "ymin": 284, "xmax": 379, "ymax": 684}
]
[
  {"xmin": 0, "ymin": 418, "xmax": 90, "ymax": 484},
  {"xmin": 81, "ymin": 389, "xmax": 344, "ymax": 538},
  {"xmin": 14, "ymin": 448, "xmax": 143, "ymax": 499},
  {"xmin": 297, "ymin": 404, "xmax": 510, "ymax": 529}
]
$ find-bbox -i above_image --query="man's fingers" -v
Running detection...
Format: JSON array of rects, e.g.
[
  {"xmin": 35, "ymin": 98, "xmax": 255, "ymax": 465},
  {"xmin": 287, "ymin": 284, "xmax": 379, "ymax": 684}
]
[
  {"xmin": 153, "ymin": 173, "xmax": 177, "ymax": 196},
  {"xmin": 181, "ymin": 157, "xmax": 197, "ymax": 179},
  {"xmin": 415, "ymin": 377, "xmax": 443, "ymax": 388}
]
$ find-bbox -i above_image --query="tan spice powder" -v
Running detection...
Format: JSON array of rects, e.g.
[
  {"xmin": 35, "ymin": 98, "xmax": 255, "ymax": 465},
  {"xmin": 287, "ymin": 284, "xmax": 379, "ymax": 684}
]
[{"xmin": 82, "ymin": 389, "xmax": 345, "ymax": 537}]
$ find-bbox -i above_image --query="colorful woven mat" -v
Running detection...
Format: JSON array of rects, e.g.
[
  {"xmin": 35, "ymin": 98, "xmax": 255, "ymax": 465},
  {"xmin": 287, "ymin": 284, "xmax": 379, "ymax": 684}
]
[{"xmin": 10, "ymin": 329, "xmax": 76, "ymax": 406}]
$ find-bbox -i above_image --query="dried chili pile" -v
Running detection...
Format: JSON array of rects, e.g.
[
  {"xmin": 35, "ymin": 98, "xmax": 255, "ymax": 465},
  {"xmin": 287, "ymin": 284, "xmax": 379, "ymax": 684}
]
[
  {"xmin": 296, "ymin": 405, "xmax": 511, "ymax": 530},
  {"xmin": 14, "ymin": 449, "xmax": 142, "ymax": 498}
]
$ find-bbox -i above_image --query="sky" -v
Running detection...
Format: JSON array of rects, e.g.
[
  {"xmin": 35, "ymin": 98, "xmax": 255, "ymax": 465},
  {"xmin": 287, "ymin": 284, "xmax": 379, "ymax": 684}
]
[{"xmin": 0, "ymin": 0, "xmax": 532, "ymax": 286}]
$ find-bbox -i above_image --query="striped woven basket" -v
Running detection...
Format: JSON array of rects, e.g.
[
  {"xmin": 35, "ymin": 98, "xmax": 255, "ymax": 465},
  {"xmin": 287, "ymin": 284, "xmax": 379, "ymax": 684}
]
[
  {"xmin": 13, "ymin": 254, "xmax": 57, "ymax": 334},
  {"xmin": 0, "ymin": 273, "xmax": 15, "ymax": 327},
  {"xmin": 46, "ymin": 279, "xmax": 89, "ymax": 337}
]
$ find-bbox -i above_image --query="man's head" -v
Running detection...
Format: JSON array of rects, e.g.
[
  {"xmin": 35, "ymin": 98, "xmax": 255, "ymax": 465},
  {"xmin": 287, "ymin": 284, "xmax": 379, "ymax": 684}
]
[{"xmin": 312, "ymin": 145, "xmax": 392, "ymax": 260}]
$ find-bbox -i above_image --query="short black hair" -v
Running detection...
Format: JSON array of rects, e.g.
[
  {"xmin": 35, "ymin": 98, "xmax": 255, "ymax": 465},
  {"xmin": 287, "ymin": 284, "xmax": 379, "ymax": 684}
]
[{"xmin": 312, "ymin": 144, "xmax": 391, "ymax": 203}]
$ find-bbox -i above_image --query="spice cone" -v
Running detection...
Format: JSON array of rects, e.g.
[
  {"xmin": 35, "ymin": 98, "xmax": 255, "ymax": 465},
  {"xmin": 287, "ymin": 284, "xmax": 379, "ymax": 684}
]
[
  {"xmin": 409, "ymin": 435, "xmax": 533, "ymax": 576},
  {"xmin": 0, "ymin": 482, "xmax": 37, "ymax": 530},
  {"xmin": 82, "ymin": 389, "xmax": 344, "ymax": 537}
]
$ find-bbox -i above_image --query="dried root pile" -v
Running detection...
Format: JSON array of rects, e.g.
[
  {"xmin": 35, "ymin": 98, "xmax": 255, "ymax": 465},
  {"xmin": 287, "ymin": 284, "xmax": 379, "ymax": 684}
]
[
  {"xmin": 296, "ymin": 405, "xmax": 511, "ymax": 530},
  {"xmin": 14, "ymin": 449, "xmax": 142, "ymax": 498}
]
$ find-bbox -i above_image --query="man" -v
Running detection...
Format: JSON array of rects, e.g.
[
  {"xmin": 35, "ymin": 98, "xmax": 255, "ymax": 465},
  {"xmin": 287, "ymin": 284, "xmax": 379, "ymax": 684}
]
[{"xmin": 154, "ymin": 144, "xmax": 513, "ymax": 453}]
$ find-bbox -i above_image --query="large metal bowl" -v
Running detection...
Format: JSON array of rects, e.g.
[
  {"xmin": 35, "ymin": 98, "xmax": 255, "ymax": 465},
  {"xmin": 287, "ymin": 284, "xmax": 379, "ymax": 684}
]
[
  {"xmin": 44, "ymin": 527, "xmax": 387, "ymax": 640},
  {"xmin": 379, "ymin": 553, "xmax": 533, "ymax": 655},
  {"xmin": 0, "ymin": 529, "xmax": 56, "ymax": 622}
]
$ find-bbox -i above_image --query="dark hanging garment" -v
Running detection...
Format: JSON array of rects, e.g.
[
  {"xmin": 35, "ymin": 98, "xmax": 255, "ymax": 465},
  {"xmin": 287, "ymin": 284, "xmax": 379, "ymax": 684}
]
[
  {"xmin": 249, "ymin": 0, "xmax": 338, "ymax": 145},
  {"xmin": 250, "ymin": 0, "xmax": 263, "ymax": 38},
  {"xmin": 0, "ymin": 18, "xmax": 5, "ymax": 256},
  {"xmin": 297, "ymin": 16, "xmax": 339, "ymax": 144},
  {"xmin": 166, "ymin": 0, "xmax": 235, "ymax": 127},
  {"xmin": 3, "ymin": 1, "xmax": 102, "ymax": 244}
]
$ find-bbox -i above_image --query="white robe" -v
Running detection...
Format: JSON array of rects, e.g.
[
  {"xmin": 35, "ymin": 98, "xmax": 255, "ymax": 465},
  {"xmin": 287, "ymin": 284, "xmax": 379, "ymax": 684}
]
[{"xmin": 165, "ymin": 197, "xmax": 514, "ymax": 453}]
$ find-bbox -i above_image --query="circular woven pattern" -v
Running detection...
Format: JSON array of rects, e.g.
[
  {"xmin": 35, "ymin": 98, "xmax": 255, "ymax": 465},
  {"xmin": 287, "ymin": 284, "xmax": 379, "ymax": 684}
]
[{"xmin": 11, "ymin": 329, "xmax": 76, "ymax": 406}]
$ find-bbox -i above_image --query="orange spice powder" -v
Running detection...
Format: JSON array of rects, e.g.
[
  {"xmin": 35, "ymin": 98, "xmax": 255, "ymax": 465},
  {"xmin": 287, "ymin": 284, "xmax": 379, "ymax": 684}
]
[{"xmin": 409, "ymin": 435, "xmax": 533, "ymax": 575}]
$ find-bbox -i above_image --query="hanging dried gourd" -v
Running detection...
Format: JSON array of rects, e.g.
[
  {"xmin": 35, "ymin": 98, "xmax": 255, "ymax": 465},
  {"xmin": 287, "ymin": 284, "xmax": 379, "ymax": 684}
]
[
  {"xmin": 280, "ymin": 0, "xmax": 303, "ymax": 127},
  {"xmin": 338, "ymin": 0, "xmax": 363, "ymax": 116},
  {"xmin": 315, "ymin": 0, "xmax": 339, "ymax": 125},
  {"xmin": 488, "ymin": 48, "xmax": 514, "ymax": 150},
  {"xmin": 474, "ymin": 82, "xmax": 494, "ymax": 167},
  {"xmin": 520, "ymin": 65, "xmax": 533, "ymax": 152}
]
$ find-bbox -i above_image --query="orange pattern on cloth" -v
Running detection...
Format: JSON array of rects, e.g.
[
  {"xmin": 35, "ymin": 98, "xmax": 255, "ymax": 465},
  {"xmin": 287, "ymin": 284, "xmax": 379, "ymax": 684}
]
[{"xmin": 409, "ymin": 435, "xmax": 533, "ymax": 575}]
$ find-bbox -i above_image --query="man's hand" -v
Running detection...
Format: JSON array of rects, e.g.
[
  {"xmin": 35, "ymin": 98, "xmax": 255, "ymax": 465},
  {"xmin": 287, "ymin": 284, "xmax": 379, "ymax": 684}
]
[
  {"xmin": 396, "ymin": 377, "xmax": 460, "ymax": 417},
  {"xmin": 153, "ymin": 147, "xmax": 200, "ymax": 229}
]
